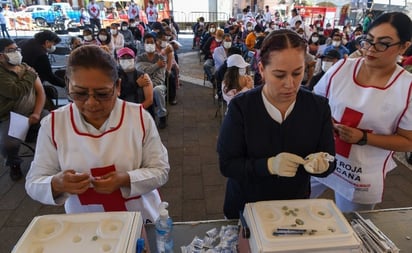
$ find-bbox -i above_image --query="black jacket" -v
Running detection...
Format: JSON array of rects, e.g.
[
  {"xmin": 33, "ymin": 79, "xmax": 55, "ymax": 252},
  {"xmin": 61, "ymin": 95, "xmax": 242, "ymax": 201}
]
[{"xmin": 18, "ymin": 39, "xmax": 65, "ymax": 87}]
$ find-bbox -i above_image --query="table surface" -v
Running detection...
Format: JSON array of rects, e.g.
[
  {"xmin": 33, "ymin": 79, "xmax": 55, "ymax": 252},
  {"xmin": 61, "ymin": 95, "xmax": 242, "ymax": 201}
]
[
  {"xmin": 356, "ymin": 207, "xmax": 412, "ymax": 251},
  {"xmin": 145, "ymin": 208, "xmax": 412, "ymax": 252}
]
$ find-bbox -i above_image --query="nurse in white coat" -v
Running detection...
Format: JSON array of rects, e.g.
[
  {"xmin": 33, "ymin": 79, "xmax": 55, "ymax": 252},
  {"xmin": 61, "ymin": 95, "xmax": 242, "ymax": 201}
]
[{"xmin": 25, "ymin": 45, "xmax": 170, "ymax": 223}]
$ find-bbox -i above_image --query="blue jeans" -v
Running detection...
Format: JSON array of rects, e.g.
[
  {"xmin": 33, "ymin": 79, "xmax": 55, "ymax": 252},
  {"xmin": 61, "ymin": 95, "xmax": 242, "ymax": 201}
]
[
  {"xmin": 0, "ymin": 24, "xmax": 10, "ymax": 38},
  {"xmin": 153, "ymin": 84, "xmax": 167, "ymax": 118}
]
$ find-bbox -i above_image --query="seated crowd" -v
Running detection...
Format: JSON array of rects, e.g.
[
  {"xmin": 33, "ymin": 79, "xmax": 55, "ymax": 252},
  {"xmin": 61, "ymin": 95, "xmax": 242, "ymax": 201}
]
[
  {"xmin": 0, "ymin": 18, "xmax": 180, "ymax": 182},
  {"xmin": 193, "ymin": 13, "xmax": 392, "ymax": 101}
]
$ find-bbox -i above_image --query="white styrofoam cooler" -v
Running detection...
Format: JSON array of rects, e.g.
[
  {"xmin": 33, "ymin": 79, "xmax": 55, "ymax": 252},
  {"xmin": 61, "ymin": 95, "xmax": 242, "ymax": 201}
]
[
  {"xmin": 243, "ymin": 199, "xmax": 362, "ymax": 253},
  {"xmin": 12, "ymin": 211, "xmax": 143, "ymax": 253}
]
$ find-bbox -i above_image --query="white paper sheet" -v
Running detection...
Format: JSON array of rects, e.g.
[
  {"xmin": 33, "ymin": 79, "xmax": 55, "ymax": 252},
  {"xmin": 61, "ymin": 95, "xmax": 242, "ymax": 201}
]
[{"xmin": 8, "ymin": 112, "xmax": 30, "ymax": 141}]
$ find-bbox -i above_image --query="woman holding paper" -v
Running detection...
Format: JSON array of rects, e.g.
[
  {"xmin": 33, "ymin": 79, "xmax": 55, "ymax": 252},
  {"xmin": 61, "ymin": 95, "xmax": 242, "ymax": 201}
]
[
  {"xmin": 0, "ymin": 38, "xmax": 47, "ymax": 181},
  {"xmin": 25, "ymin": 45, "xmax": 170, "ymax": 223}
]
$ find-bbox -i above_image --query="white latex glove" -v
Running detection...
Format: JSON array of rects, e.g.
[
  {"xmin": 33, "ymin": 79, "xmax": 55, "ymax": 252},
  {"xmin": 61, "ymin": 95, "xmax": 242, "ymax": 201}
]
[
  {"xmin": 268, "ymin": 152, "xmax": 306, "ymax": 177},
  {"xmin": 303, "ymin": 152, "xmax": 334, "ymax": 174}
]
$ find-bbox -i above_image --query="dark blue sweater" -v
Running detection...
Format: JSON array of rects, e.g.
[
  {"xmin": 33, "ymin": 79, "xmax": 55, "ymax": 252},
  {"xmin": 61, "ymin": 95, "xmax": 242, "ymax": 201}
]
[{"xmin": 217, "ymin": 86, "xmax": 336, "ymax": 218}]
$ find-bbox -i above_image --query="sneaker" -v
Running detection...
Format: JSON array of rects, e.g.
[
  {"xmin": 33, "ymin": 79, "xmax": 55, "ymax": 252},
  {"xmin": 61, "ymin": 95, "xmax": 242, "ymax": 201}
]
[
  {"xmin": 10, "ymin": 164, "xmax": 23, "ymax": 181},
  {"xmin": 169, "ymin": 99, "xmax": 178, "ymax": 105},
  {"xmin": 158, "ymin": 116, "xmax": 167, "ymax": 129}
]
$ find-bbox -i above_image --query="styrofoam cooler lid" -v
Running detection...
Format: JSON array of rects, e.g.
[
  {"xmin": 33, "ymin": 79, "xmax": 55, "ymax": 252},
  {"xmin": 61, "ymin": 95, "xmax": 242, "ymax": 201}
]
[{"xmin": 243, "ymin": 199, "xmax": 361, "ymax": 253}]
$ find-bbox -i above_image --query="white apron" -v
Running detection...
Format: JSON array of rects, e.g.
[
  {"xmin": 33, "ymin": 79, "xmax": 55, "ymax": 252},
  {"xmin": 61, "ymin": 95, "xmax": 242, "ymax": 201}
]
[
  {"xmin": 314, "ymin": 58, "xmax": 412, "ymax": 204},
  {"xmin": 52, "ymin": 100, "xmax": 162, "ymax": 223}
]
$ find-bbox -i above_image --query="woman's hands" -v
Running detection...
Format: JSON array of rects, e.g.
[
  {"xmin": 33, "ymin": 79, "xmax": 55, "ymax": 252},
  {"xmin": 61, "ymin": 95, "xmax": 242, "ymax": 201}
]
[
  {"xmin": 334, "ymin": 123, "xmax": 364, "ymax": 144},
  {"xmin": 51, "ymin": 170, "xmax": 91, "ymax": 197},
  {"xmin": 51, "ymin": 170, "xmax": 130, "ymax": 197},
  {"xmin": 91, "ymin": 171, "xmax": 130, "ymax": 194}
]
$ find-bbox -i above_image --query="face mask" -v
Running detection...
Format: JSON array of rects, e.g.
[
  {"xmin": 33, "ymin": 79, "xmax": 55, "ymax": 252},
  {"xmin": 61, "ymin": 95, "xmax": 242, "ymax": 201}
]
[
  {"xmin": 239, "ymin": 68, "xmax": 246, "ymax": 75},
  {"xmin": 322, "ymin": 61, "xmax": 334, "ymax": 72},
  {"xmin": 111, "ymin": 29, "xmax": 118, "ymax": 35},
  {"xmin": 84, "ymin": 35, "xmax": 92, "ymax": 41},
  {"xmin": 121, "ymin": 26, "xmax": 128, "ymax": 31},
  {"xmin": 165, "ymin": 35, "xmax": 171, "ymax": 41},
  {"xmin": 199, "ymin": 22, "xmax": 204, "ymax": 26},
  {"xmin": 130, "ymin": 22, "xmax": 136, "ymax": 26},
  {"xmin": 332, "ymin": 41, "xmax": 341, "ymax": 47},
  {"xmin": 144, "ymin": 43, "xmax": 156, "ymax": 53},
  {"xmin": 311, "ymin": 36, "xmax": 319, "ymax": 43},
  {"xmin": 160, "ymin": 41, "xmax": 167, "ymax": 48},
  {"xmin": 247, "ymin": 26, "xmax": 253, "ymax": 31},
  {"xmin": 47, "ymin": 45, "xmax": 56, "ymax": 53},
  {"xmin": 223, "ymin": 41, "xmax": 232, "ymax": 49},
  {"xmin": 318, "ymin": 31, "xmax": 324, "ymax": 35},
  {"xmin": 5, "ymin": 51, "xmax": 22, "ymax": 65},
  {"xmin": 98, "ymin": 35, "xmax": 107, "ymax": 41},
  {"xmin": 209, "ymin": 28, "xmax": 216, "ymax": 33},
  {"xmin": 119, "ymin": 59, "xmax": 135, "ymax": 70},
  {"xmin": 298, "ymin": 34, "xmax": 304, "ymax": 38},
  {"xmin": 215, "ymin": 38, "xmax": 222, "ymax": 43}
]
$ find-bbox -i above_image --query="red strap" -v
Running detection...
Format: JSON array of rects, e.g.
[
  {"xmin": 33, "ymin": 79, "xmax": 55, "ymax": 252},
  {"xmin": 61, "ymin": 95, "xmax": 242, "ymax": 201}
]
[{"xmin": 78, "ymin": 165, "xmax": 140, "ymax": 211}]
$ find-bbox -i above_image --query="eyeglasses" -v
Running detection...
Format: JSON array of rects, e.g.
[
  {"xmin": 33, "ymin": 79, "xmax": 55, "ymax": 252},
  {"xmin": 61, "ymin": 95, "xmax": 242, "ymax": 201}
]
[
  {"xmin": 67, "ymin": 87, "xmax": 116, "ymax": 102},
  {"xmin": 2, "ymin": 47, "xmax": 21, "ymax": 53},
  {"xmin": 360, "ymin": 39, "xmax": 402, "ymax": 52}
]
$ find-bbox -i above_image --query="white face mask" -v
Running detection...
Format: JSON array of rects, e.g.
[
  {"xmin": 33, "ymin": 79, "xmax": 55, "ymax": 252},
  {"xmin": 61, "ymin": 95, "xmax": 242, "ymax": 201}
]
[
  {"xmin": 111, "ymin": 29, "xmax": 118, "ymax": 35},
  {"xmin": 209, "ymin": 28, "xmax": 216, "ymax": 33},
  {"xmin": 318, "ymin": 31, "xmax": 324, "ymax": 35},
  {"xmin": 247, "ymin": 26, "xmax": 253, "ymax": 31},
  {"xmin": 119, "ymin": 59, "xmax": 135, "ymax": 70},
  {"xmin": 130, "ymin": 22, "xmax": 136, "ymax": 26},
  {"xmin": 215, "ymin": 38, "xmax": 222, "ymax": 43},
  {"xmin": 311, "ymin": 36, "xmax": 319, "ymax": 43},
  {"xmin": 98, "ymin": 35, "xmax": 107, "ymax": 41},
  {"xmin": 322, "ymin": 61, "xmax": 334, "ymax": 72},
  {"xmin": 5, "ymin": 51, "xmax": 22, "ymax": 65},
  {"xmin": 84, "ymin": 35, "xmax": 93, "ymax": 41},
  {"xmin": 144, "ymin": 43, "xmax": 156, "ymax": 53},
  {"xmin": 121, "ymin": 26, "xmax": 128, "ymax": 31},
  {"xmin": 160, "ymin": 41, "xmax": 167, "ymax": 48},
  {"xmin": 332, "ymin": 41, "xmax": 341, "ymax": 47},
  {"xmin": 47, "ymin": 45, "xmax": 56, "ymax": 53},
  {"xmin": 165, "ymin": 36, "xmax": 171, "ymax": 41},
  {"xmin": 199, "ymin": 22, "xmax": 204, "ymax": 26},
  {"xmin": 223, "ymin": 41, "xmax": 232, "ymax": 49},
  {"xmin": 239, "ymin": 68, "xmax": 246, "ymax": 75}
]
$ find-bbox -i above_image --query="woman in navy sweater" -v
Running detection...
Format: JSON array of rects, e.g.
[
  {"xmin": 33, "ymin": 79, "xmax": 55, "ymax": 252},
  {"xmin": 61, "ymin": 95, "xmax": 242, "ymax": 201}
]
[{"xmin": 217, "ymin": 30, "xmax": 336, "ymax": 219}]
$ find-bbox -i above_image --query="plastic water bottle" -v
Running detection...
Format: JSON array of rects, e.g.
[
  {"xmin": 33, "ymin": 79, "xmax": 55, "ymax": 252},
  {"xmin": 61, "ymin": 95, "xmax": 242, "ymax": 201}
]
[{"xmin": 155, "ymin": 202, "xmax": 174, "ymax": 253}]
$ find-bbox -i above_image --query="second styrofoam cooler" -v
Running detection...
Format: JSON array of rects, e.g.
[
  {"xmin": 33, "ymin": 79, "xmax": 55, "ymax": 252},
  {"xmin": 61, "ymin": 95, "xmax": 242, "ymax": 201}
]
[{"xmin": 243, "ymin": 199, "xmax": 362, "ymax": 253}]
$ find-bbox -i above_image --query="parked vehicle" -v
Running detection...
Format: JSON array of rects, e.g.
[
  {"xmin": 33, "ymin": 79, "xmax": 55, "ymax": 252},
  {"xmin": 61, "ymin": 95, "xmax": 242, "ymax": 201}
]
[
  {"xmin": 17, "ymin": 5, "xmax": 50, "ymax": 14},
  {"xmin": 31, "ymin": 3, "xmax": 81, "ymax": 28}
]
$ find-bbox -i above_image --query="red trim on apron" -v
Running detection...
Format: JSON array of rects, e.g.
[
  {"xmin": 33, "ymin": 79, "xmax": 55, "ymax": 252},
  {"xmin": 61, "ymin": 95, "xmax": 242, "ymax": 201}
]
[
  {"xmin": 70, "ymin": 101, "xmax": 127, "ymax": 138},
  {"xmin": 139, "ymin": 105, "xmax": 146, "ymax": 144}
]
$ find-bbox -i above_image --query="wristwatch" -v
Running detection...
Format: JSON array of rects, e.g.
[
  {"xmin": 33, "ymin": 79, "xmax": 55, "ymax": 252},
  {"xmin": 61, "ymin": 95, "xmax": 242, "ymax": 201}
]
[{"xmin": 356, "ymin": 130, "xmax": 368, "ymax": 145}]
